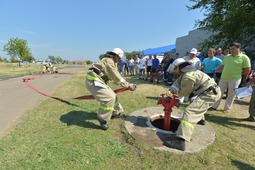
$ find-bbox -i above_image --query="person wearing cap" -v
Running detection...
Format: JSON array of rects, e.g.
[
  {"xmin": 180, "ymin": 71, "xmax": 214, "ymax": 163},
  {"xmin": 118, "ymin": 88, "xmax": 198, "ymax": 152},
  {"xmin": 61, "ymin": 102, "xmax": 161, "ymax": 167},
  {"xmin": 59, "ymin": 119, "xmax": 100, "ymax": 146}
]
[
  {"xmin": 164, "ymin": 58, "xmax": 221, "ymax": 151},
  {"xmin": 85, "ymin": 48, "xmax": 136, "ymax": 130},
  {"xmin": 183, "ymin": 48, "xmax": 202, "ymax": 71},
  {"xmin": 211, "ymin": 42, "xmax": 251, "ymax": 113},
  {"xmin": 179, "ymin": 48, "xmax": 202, "ymax": 103}
]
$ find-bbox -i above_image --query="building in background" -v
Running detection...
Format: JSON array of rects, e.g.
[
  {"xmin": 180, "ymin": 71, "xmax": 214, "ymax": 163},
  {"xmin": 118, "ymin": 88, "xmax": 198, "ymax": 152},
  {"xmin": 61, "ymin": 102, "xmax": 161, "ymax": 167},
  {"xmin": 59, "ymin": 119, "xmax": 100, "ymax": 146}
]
[
  {"xmin": 175, "ymin": 29, "xmax": 211, "ymax": 57},
  {"xmin": 140, "ymin": 28, "xmax": 255, "ymax": 67}
]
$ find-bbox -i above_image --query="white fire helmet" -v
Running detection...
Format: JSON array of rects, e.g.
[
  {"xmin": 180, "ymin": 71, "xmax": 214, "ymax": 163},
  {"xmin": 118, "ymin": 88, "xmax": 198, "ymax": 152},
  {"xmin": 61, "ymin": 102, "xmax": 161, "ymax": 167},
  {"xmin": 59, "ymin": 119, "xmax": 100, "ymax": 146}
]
[
  {"xmin": 111, "ymin": 48, "xmax": 125, "ymax": 59},
  {"xmin": 168, "ymin": 58, "xmax": 186, "ymax": 72}
]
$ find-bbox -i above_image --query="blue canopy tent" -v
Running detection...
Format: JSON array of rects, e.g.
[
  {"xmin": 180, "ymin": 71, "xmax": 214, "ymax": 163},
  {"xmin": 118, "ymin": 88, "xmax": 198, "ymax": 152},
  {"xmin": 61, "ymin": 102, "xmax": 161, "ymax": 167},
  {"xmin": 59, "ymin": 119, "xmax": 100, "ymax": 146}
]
[{"xmin": 140, "ymin": 44, "xmax": 176, "ymax": 55}]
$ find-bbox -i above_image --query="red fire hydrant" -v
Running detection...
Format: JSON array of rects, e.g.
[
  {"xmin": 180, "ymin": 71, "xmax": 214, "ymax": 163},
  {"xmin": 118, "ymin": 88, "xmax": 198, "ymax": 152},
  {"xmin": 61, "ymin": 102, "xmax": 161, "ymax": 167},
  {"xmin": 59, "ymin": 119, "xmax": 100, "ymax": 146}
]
[{"xmin": 157, "ymin": 94, "xmax": 179, "ymax": 131}]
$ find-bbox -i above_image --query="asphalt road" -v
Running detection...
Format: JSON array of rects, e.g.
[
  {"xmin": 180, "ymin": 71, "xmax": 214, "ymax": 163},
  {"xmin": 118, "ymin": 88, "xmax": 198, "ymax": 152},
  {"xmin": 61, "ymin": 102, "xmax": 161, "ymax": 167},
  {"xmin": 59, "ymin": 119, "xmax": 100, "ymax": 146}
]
[{"xmin": 0, "ymin": 66, "xmax": 84, "ymax": 137}]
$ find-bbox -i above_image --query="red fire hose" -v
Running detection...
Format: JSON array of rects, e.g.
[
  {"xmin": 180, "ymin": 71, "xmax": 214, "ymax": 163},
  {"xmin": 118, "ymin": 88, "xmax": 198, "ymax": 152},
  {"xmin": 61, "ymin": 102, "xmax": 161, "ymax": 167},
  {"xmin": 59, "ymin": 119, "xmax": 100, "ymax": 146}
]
[{"xmin": 23, "ymin": 77, "xmax": 130, "ymax": 101}]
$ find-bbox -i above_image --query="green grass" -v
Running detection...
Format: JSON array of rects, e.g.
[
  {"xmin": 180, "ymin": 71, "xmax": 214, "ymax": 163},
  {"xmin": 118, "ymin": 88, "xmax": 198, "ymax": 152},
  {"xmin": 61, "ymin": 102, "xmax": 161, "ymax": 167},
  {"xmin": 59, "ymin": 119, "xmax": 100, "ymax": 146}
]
[
  {"xmin": 0, "ymin": 62, "xmax": 65, "ymax": 78},
  {"xmin": 0, "ymin": 68, "xmax": 254, "ymax": 169}
]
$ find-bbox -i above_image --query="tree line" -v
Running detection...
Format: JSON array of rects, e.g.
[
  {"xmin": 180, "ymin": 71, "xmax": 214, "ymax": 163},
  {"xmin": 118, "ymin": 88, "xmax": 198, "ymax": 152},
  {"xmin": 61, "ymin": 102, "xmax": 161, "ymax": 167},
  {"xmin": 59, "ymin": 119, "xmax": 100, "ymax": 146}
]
[
  {"xmin": 0, "ymin": 37, "xmax": 93, "ymax": 65},
  {"xmin": 2, "ymin": 1, "xmax": 255, "ymax": 63},
  {"xmin": 0, "ymin": 37, "xmax": 66, "ymax": 65}
]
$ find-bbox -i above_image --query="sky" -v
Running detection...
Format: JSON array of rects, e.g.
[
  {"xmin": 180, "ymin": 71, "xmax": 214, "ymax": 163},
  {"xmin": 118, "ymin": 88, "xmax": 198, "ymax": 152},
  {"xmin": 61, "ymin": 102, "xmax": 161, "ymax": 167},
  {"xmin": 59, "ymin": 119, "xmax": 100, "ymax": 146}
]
[{"xmin": 0, "ymin": 0, "xmax": 204, "ymax": 62}]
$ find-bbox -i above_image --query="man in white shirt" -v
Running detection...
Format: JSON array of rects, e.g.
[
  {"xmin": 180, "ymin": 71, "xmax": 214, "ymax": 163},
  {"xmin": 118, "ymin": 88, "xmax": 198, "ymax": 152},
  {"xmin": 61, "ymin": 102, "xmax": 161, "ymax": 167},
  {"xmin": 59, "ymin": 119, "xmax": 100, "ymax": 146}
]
[
  {"xmin": 139, "ymin": 55, "xmax": 146, "ymax": 79},
  {"xmin": 180, "ymin": 48, "xmax": 201, "ymax": 103},
  {"xmin": 134, "ymin": 55, "xmax": 140, "ymax": 77},
  {"xmin": 146, "ymin": 55, "xmax": 153, "ymax": 80},
  {"xmin": 183, "ymin": 48, "xmax": 201, "ymax": 71},
  {"xmin": 129, "ymin": 58, "xmax": 135, "ymax": 75}
]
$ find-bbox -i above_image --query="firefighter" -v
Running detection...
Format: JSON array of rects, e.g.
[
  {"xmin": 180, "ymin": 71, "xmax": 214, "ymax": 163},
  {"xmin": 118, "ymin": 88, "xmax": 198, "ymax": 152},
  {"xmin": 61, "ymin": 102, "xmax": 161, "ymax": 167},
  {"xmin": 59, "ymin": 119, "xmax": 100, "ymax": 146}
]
[
  {"xmin": 86, "ymin": 48, "xmax": 136, "ymax": 130},
  {"xmin": 49, "ymin": 63, "xmax": 58, "ymax": 73},
  {"xmin": 42, "ymin": 64, "xmax": 47, "ymax": 74},
  {"xmin": 42, "ymin": 63, "xmax": 49, "ymax": 74},
  {"xmin": 52, "ymin": 65, "xmax": 58, "ymax": 73},
  {"xmin": 164, "ymin": 58, "xmax": 221, "ymax": 151},
  {"xmin": 48, "ymin": 62, "xmax": 53, "ymax": 72}
]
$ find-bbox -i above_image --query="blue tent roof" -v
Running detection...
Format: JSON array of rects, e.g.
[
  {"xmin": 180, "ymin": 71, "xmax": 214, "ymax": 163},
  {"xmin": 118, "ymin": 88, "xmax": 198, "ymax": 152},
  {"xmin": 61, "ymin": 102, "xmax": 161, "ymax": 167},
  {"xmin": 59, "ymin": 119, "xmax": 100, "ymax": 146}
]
[{"xmin": 140, "ymin": 44, "xmax": 176, "ymax": 55}]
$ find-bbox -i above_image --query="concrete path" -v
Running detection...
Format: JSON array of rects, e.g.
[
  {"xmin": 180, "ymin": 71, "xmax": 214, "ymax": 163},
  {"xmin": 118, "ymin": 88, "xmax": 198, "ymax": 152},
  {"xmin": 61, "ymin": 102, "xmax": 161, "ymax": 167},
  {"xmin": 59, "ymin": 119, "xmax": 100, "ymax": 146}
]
[{"xmin": 0, "ymin": 66, "xmax": 84, "ymax": 137}]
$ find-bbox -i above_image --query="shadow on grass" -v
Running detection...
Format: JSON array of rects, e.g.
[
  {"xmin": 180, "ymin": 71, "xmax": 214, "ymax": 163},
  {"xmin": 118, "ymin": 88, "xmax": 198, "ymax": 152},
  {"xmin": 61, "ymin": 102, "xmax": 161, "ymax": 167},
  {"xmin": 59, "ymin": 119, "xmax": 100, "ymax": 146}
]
[
  {"xmin": 59, "ymin": 110, "xmax": 102, "ymax": 130},
  {"xmin": 146, "ymin": 96, "xmax": 160, "ymax": 101},
  {"xmin": 124, "ymin": 76, "xmax": 169, "ymax": 87},
  {"xmin": 125, "ymin": 115, "xmax": 149, "ymax": 128},
  {"xmin": 205, "ymin": 114, "xmax": 255, "ymax": 129},
  {"xmin": 234, "ymin": 99, "xmax": 250, "ymax": 106},
  {"xmin": 232, "ymin": 159, "xmax": 255, "ymax": 170},
  {"xmin": 54, "ymin": 98, "xmax": 81, "ymax": 107}
]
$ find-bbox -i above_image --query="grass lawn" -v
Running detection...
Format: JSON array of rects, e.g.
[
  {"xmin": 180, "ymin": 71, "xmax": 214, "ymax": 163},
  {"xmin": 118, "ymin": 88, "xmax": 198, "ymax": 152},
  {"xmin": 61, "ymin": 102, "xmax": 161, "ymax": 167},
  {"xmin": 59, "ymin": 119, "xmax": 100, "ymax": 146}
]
[
  {"xmin": 0, "ymin": 67, "xmax": 254, "ymax": 169},
  {"xmin": 0, "ymin": 62, "xmax": 65, "ymax": 78}
]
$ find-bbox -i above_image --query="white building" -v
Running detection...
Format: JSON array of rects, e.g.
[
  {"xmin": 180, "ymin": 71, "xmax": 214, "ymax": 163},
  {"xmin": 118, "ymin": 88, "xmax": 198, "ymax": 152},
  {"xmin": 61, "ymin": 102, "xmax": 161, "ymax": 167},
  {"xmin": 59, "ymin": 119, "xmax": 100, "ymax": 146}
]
[{"xmin": 175, "ymin": 29, "xmax": 211, "ymax": 57}]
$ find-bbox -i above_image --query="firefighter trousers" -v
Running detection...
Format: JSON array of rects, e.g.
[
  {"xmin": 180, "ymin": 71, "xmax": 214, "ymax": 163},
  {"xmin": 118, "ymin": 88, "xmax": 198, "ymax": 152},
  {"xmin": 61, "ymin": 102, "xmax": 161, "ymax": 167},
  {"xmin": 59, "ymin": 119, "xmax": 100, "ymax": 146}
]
[
  {"xmin": 176, "ymin": 86, "xmax": 221, "ymax": 142},
  {"xmin": 85, "ymin": 78, "xmax": 124, "ymax": 121}
]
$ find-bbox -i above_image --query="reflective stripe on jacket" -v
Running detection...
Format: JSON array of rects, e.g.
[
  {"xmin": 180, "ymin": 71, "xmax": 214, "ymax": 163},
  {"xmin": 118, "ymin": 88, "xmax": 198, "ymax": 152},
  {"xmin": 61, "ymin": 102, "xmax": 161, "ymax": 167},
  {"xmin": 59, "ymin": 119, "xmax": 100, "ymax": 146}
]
[
  {"xmin": 89, "ymin": 57, "xmax": 129, "ymax": 88},
  {"xmin": 170, "ymin": 70, "xmax": 216, "ymax": 97}
]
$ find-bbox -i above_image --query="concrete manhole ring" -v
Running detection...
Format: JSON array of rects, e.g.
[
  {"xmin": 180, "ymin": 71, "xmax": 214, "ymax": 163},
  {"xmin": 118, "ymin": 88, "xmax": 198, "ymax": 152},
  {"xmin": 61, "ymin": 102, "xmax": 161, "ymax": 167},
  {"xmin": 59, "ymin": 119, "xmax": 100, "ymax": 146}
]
[{"xmin": 124, "ymin": 106, "xmax": 216, "ymax": 154}]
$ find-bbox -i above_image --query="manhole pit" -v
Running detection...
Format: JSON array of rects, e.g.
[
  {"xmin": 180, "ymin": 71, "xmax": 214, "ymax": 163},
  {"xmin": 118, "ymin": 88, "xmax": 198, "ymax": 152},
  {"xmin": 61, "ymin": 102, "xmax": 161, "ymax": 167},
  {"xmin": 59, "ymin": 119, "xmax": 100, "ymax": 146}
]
[
  {"xmin": 125, "ymin": 107, "xmax": 216, "ymax": 153},
  {"xmin": 146, "ymin": 114, "xmax": 181, "ymax": 135}
]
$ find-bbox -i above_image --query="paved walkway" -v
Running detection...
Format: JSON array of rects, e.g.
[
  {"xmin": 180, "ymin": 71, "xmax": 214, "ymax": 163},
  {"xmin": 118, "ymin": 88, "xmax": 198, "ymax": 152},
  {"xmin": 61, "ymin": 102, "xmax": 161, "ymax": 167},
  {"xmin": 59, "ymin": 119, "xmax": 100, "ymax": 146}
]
[{"xmin": 0, "ymin": 66, "xmax": 84, "ymax": 137}]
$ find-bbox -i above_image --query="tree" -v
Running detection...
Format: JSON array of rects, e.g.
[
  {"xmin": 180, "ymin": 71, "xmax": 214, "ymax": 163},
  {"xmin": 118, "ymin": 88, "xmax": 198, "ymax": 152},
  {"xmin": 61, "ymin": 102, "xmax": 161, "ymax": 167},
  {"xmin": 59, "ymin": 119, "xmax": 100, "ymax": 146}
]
[
  {"xmin": 99, "ymin": 54, "xmax": 107, "ymax": 60},
  {"xmin": 3, "ymin": 37, "xmax": 34, "ymax": 64},
  {"xmin": 125, "ymin": 51, "xmax": 140, "ymax": 60},
  {"xmin": 3, "ymin": 58, "xmax": 8, "ymax": 62},
  {"xmin": 55, "ymin": 56, "xmax": 63, "ymax": 63},
  {"xmin": 48, "ymin": 55, "xmax": 63, "ymax": 64},
  {"xmin": 48, "ymin": 55, "xmax": 56, "ymax": 62},
  {"xmin": 86, "ymin": 60, "xmax": 93, "ymax": 64},
  {"xmin": 188, "ymin": 0, "xmax": 255, "ymax": 51}
]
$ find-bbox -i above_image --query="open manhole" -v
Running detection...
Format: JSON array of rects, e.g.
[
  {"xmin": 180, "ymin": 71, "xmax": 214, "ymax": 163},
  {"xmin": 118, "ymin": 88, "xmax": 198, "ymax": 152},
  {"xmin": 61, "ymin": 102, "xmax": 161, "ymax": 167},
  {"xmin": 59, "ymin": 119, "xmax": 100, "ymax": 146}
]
[
  {"xmin": 146, "ymin": 114, "xmax": 181, "ymax": 134},
  {"xmin": 125, "ymin": 107, "xmax": 216, "ymax": 153}
]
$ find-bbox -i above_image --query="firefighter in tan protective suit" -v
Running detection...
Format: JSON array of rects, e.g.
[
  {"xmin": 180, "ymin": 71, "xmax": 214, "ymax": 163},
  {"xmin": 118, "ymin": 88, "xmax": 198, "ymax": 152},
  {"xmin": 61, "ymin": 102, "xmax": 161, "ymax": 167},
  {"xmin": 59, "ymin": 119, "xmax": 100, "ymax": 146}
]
[
  {"xmin": 42, "ymin": 63, "xmax": 49, "ymax": 74},
  {"xmin": 86, "ymin": 48, "xmax": 136, "ymax": 130},
  {"xmin": 164, "ymin": 58, "xmax": 221, "ymax": 151}
]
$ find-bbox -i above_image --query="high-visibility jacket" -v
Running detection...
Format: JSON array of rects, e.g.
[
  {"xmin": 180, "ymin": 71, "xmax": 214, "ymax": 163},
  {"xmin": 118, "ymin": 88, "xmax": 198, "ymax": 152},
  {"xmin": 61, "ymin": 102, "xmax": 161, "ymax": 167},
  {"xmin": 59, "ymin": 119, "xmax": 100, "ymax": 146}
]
[
  {"xmin": 88, "ymin": 57, "xmax": 129, "ymax": 88},
  {"xmin": 169, "ymin": 70, "xmax": 217, "ymax": 98},
  {"xmin": 169, "ymin": 70, "xmax": 221, "ymax": 142}
]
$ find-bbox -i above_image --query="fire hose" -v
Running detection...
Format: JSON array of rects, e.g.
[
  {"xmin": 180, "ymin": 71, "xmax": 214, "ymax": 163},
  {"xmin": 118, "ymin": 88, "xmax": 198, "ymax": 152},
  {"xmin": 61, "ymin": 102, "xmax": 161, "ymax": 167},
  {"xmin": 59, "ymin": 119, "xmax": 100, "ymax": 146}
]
[{"xmin": 22, "ymin": 77, "xmax": 134, "ymax": 102}]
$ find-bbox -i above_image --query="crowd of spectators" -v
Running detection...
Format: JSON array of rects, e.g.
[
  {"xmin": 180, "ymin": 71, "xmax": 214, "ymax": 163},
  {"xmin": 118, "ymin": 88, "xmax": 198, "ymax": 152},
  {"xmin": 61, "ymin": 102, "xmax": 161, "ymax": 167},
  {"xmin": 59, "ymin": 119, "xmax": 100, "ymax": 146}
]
[{"xmin": 117, "ymin": 42, "xmax": 254, "ymax": 120}]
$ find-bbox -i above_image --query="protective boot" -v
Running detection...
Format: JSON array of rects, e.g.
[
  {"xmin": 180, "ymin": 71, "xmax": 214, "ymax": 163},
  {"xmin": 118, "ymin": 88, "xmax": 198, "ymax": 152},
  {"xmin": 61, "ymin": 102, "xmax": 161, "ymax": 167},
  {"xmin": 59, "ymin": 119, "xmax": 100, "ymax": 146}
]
[
  {"xmin": 164, "ymin": 138, "xmax": 186, "ymax": 151},
  {"xmin": 97, "ymin": 117, "xmax": 109, "ymax": 130},
  {"xmin": 241, "ymin": 116, "xmax": 255, "ymax": 122}
]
